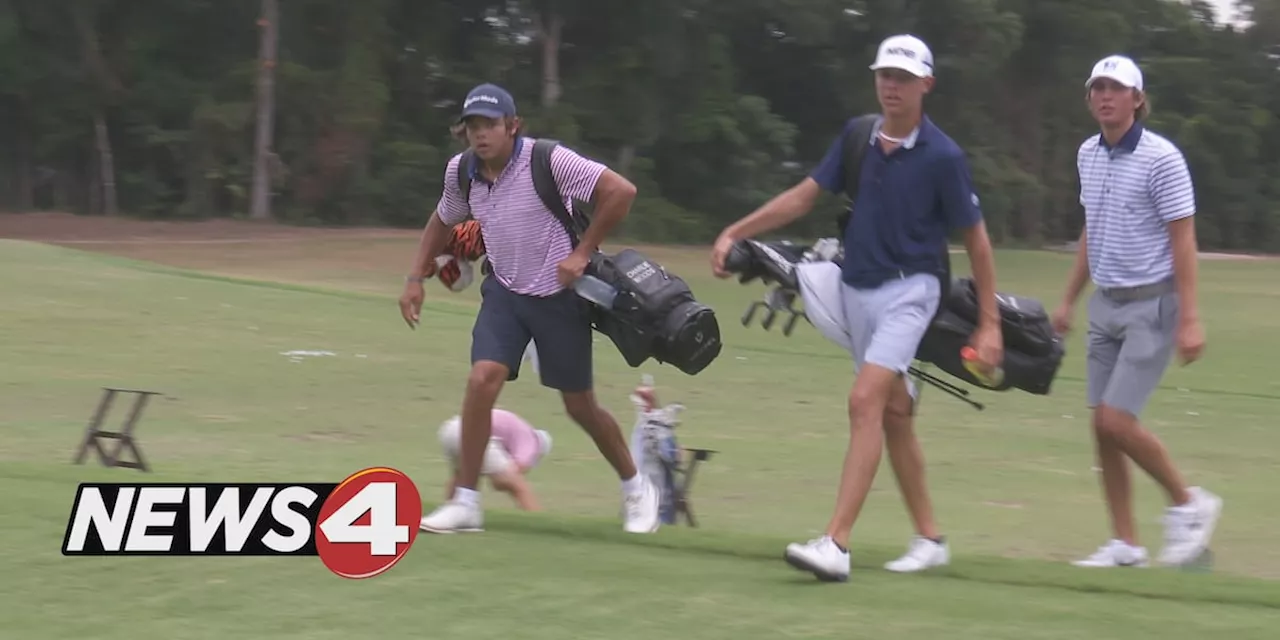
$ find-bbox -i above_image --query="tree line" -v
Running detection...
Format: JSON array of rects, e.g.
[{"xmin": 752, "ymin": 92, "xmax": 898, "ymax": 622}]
[{"xmin": 1, "ymin": 0, "xmax": 1277, "ymax": 250}]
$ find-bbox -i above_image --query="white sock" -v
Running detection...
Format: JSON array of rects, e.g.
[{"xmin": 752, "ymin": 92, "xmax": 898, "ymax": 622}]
[
  {"xmin": 621, "ymin": 474, "xmax": 644, "ymax": 496},
  {"xmin": 454, "ymin": 487, "xmax": 481, "ymax": 508}
]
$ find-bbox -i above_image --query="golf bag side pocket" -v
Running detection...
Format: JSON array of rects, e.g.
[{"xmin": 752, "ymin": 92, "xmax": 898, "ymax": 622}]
[
  {"xmin": 915, "ymin": 277, "xmax": 1066, "ymax": 395},
  {"xmin": 590, "ymin": 249, "xmax": 723, "ymax": 376}
]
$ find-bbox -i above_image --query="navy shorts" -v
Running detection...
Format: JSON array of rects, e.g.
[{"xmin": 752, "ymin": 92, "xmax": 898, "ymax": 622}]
[{"xmin": 471, "ymin": 275, "xmax": 593, "ymax": 392}]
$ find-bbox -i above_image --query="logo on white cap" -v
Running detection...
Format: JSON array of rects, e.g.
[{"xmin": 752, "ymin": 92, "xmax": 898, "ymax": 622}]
[
  {"xmin": 870, "ymin": 34, "xmax": 934, "ymax": 78},
  {"xmin": 1086, "ymin": 55, "xmax": 1144, "ymax": 91}
]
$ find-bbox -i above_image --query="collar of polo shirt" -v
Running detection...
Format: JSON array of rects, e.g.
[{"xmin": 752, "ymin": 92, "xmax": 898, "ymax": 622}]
[
  {"xmin": 1096, "ymin": 121, "xmax": 1144, "ymax": 154},
  {"xmin": 869, "ymin": 114, "xmax": 938, "ymax": 151}
]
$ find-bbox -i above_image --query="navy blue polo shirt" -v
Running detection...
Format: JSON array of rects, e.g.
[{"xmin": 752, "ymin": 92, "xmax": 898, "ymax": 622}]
[{"xmin": 810, "ymin": 115, "xmax": 983, "ymax": 289}]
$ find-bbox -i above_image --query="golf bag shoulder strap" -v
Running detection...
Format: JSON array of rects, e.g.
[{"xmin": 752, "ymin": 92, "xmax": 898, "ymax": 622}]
[
  {"xmin": 530, "ymin": 138, "xmax": 591, "ymax": 250},
  {"xmin": 834, "ymin": 113, "xmax": 879, "ymax": 236},
  {"xmin": 453, "ymin": 139, "xmax": 587, "ymax": 247},
  {"xmin": 456, "ymin": 149, "xmax": 474, "ymax": 204}
]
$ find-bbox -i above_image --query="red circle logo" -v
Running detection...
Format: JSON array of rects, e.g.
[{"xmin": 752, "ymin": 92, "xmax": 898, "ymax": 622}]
[{"xmin": 315, "ymin": 467, "xmax": 422, "ymax": 579}]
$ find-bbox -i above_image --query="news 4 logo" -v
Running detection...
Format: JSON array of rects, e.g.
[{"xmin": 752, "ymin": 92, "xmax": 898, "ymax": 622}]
[{"xmin": 60, "ymin": 467, "xmax": 423, "ymax": 580}]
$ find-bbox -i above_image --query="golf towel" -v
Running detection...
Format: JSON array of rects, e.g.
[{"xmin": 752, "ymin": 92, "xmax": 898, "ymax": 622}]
[
  {"xmin": 795, "ymin": 261, "xmax": 919, "ymax": 400},
  {"xmin": 627, "ymin": 377, "xmax": 684, "ymax": 525}
]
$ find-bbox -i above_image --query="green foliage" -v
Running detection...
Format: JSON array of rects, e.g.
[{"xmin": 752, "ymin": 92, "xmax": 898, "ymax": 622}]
[{"xmin": 0, "ymin": 0, "xmax": 1276, "ymax": 249}]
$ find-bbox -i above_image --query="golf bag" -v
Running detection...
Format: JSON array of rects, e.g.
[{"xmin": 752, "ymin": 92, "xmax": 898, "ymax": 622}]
[
  {"xmin": 723, "ymin": 237, "xmax": 1066, "ymax": 407},
  {"xmin": 627, "ymin": 375, "xmax": 686, "ymax": 525},
  {"xmin": 915, "ymin": 278, "xmax": 1063, "ymax": 394},
  {"xmin": 587, "ymin": 248, "xmax": 723, "ymax": 376},
  {"xmin": 458, "ymin": 138, "xmax": 721, "ymax": 377}
]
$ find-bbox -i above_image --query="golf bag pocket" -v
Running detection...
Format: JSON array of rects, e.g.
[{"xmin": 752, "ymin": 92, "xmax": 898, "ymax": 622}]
[
  {"xmin": 590, "ymin": 249, "xmax": 722, "ymax": 376},
  {"xmin": 652, "ymin": 299, "xmax": 721, "ymax": 375},
  {"xmin": 943, "ymin": 279, "xmax": 1059, "ymax": 358},
  {"xmin": 915, "ymin": 279, "xmax": 1065, "ymax": 395},
  {"xmin": 589, "ymin": 308, "xmax": 654, "ymax": 368}
]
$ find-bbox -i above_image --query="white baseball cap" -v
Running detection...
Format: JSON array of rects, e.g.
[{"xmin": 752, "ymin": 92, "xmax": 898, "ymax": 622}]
[
  {"xmin": 869, "ymin": 34, "xmax": 934, "ymax": 78},
  {"xmin": 1086, "ymin": 55, "xmax": 1144, "ymax": 91}
]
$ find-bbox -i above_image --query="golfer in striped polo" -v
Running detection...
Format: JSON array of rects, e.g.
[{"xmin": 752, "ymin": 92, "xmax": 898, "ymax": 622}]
[
  {"xmin": 1051, "ymin": 55, "xmax": 1221, "ymax": 568},
  {"xmin": 399, "ymin": 83, "xmax": 661, "ymax": 535}
]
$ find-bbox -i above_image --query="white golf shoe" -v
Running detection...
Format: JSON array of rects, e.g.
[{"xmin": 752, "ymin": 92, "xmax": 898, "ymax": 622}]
[
  {"xmin": 884, "ymin": 535, "xmax": 950, "ymax": 573},
  {"xmin": 622, "ymin": 477, "xmax": 661, "ymax": 534},
  {"xmin": 419, "ymin": 500, "xmax": 484, "ymax": 534},
  {"xmin": 1157, "ymin": 486, "xmax": 1223, "ymax": 567},
  {"xmin": 1072, "ymin": 539, "xmax": 1150, "ymax": 568},
  {"xmin": 784, "ymin": 536, "xmax": 851, "ymax": 582}
]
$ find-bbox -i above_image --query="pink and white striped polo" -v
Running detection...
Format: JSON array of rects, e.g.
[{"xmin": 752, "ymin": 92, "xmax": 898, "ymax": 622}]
[{"xmin": 436, "ymin": 138, "xmax": 607, "ymax": 297}]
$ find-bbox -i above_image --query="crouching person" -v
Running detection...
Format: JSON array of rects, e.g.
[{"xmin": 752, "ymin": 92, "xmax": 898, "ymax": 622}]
[{"xmin": 438, "ymin": 408, "xmax": 553, "ymax": 515}]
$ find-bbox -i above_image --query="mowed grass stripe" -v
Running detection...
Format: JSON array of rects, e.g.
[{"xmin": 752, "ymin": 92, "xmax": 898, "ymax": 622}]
[
  {"xmin": 5, "ymin": 236, "xmax": 1280, "ymax": 639},
  {"xmin": 470, "ymin": 508, "xmax": 1280, "ymax": 610}
]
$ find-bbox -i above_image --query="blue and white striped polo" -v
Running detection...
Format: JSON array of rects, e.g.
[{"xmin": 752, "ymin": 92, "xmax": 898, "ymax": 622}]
[{"xmin": 1077, "ymin": 123, "xmax": 1196, "ymax": 289}]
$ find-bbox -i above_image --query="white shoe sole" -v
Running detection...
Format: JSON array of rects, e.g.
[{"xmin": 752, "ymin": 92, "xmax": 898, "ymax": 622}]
[
  {"xmin": 784, "ymin": 550, "xmax": 849, "ymax": 583},
  {"xmin": 1072, "ymin": 559, "xmax": 1149, "ymax": 568},
  {"xmin": 418, "ymin": 522, "xmax": 484, "ymax": 534},
  {"xmin": 884, "ymin": 560, "xmax": 949, "ymax": 573}
]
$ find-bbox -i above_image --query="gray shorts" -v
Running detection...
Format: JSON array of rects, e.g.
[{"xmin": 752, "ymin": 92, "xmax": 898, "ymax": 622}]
[
  {"xmin": 1085, "ymin": 285, "xmax": 1179, "ymax": 417},
  {"xmin": 841, "ymin": 273, "xmax": 941, "ymax": 398}
]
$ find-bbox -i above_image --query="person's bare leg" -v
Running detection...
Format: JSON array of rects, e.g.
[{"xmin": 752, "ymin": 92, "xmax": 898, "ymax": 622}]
[
  {"xmin": 882, "ymin": 377, "xmax": 939, "ymax": 540},
  {"xmin": 455, "ymin": 361, "xmax": 508, "ymax": 491},
  {"xmin": 563, "ymin": 388, "xmax": 659, "ymax": 533},
  {"xmin": 562, "ymin": 389, "xmax": 638, "ymax": 480},
  {"xmin": 444, "ymin": 473, "xmax": 457, "ymax": 502},
  {"xmin": 1092, "ymin": 405, "xmax": 1137, "ymax": 545},
  {"xmin": 490, "ymin": 470, "xmax": 541, "ymax": 511},
  {"xmin": 1096, "ymin": 404, "xmax": 1191, "ymax": 509},
  {"xmin": 824, "ymin": 363, "xmax": 900, "ymax": 548},
  {"xmin": 420, "ymin": 361, "xmax": 507, "ymax": 533}
]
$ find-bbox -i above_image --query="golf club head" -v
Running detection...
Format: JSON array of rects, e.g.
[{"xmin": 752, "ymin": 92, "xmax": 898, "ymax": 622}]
[{"xmin": 723, "ymin": 239, "xmax": 806, "ymax": 290}]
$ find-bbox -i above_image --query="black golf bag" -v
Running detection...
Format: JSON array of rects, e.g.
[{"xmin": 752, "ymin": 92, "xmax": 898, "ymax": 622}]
[{"xmin": 586, "ymin": 248, "xmax": 723, "ymax": 376}]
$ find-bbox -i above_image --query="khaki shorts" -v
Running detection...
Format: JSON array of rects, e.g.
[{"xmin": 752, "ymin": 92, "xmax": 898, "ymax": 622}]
[{"xmin": 438, "ymin": 419, "xmax": 515, "ymax": 476}]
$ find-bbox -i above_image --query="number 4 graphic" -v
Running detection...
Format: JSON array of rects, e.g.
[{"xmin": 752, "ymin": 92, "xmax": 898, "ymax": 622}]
[
  {"xmin": 315, "ymin": 468, "xmax": 422, "ymax": 579},
  {"xmin": 319, "ymin": 482, "xmax": 411, "ymax": 556}
]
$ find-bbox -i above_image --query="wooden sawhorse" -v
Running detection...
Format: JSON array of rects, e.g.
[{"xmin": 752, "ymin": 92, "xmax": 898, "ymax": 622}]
[{"xmin": 73, "ymin": 387, "xmax": 160, "ymax": 472}]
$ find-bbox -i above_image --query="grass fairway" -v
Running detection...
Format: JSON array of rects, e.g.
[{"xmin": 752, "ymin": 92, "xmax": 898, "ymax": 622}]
[{"xmin": 3, "ymin": 230, "xmax": 1280, "ymax": 639}]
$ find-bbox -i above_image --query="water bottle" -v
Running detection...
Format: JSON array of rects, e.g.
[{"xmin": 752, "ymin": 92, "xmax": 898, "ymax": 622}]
[
  {"xmin": 961, "ymin": 346, "xmax": 1005, "ymax": 387},
  {"xmin": 573, "ymin": 274, "xmax": 618, "ymax": 309}
]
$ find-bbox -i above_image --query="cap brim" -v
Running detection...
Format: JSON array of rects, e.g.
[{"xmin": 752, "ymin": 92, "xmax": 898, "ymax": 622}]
[
  {"xmin": 1086, "ymin": 73, "xmax": 1136, "ymax": 89},
  {"xmin": 869, "ymin": 61, "xmax": 930, "ymax": 78},
  {"xmin": 457, "ymin": 107, "xmax": 506, "ymax": 122}
]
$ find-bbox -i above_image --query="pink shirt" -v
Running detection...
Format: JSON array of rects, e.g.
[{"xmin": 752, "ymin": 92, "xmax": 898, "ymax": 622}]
[
  {"xmin": 436, "ymin": 138, "xmax": 607, "ymax": 297},
  {"xmin": 491, "ymin": 408, "xmax": 543, "ymax": 470}
]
